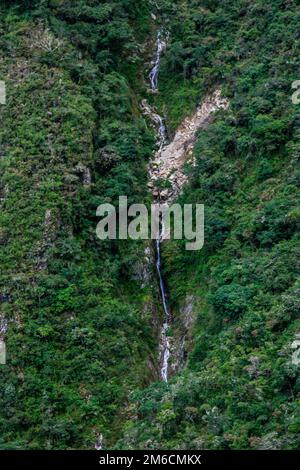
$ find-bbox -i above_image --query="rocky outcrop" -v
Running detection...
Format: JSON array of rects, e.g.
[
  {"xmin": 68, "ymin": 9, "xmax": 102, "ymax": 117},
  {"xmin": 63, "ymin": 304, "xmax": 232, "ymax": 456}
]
[
  {"xmin": 0, "ymin": 315, "xmax": 7, "ymax": 364},
  {"xmin": 142, "ymin": 89, "xmax": 229, "ymax": 380},
  {"xmin": 291, "ymin": 332, "xmax": 300, "ymax": 365},
  {"xmin": 75, "ymin": 162, "xmax": 92, "ymax": 188}
]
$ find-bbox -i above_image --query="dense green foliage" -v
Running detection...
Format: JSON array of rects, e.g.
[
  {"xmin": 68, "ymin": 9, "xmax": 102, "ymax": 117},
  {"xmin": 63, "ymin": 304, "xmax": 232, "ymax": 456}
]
[
  {"xmin": 1, "ymin": 0, "xmax": 300, "ymax": 450},
  {"xmin": 0, "ymin": 0, "xmax": 158, "ymax": 449}
]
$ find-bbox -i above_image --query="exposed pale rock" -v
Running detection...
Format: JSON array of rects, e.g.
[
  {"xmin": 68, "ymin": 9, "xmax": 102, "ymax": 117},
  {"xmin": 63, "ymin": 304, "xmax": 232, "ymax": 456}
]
[
  {"xmin": 131, "ymin": 246, "xmax": 154, "ymax": 288},
  {"xmin": 170, "ymin": 295, "xmax": 197, "ymax": 374},
  {"xmin": 35, "ymin": 209, "xmax": 58, "ymax": 271},
  {"xmin": 148, "ymin": 89, "xmax": 229, "ymax": 203}
]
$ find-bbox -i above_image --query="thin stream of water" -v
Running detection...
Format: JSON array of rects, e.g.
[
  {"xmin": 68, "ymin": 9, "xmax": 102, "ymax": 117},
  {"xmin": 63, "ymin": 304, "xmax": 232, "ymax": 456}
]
[{"xmin": 149, "ymin": 29, "xmax": 170, "ymax": 382}]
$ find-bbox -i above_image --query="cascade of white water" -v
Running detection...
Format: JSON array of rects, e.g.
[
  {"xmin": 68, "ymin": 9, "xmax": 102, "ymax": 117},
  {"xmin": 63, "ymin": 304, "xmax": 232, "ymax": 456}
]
[
  {"xmin": 149, "ymin": 31, "xmax": 165, "ymax": 90},
  {"xmin": 149, "ymin": 29, "xmax": 171, "ymax": 382}
]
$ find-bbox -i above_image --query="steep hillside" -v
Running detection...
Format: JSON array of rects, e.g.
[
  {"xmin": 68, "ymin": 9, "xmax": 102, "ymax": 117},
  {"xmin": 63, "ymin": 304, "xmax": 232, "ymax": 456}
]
[{"xmin": 0, "ymin": 0, "xmax": 299, "ymax": 451}]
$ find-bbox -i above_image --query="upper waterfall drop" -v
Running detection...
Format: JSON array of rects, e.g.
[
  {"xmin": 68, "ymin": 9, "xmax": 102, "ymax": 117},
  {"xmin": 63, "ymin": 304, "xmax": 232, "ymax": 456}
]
[{"xmin": 149, "ymin": 31, "xmax": 167, "ymax": 91}]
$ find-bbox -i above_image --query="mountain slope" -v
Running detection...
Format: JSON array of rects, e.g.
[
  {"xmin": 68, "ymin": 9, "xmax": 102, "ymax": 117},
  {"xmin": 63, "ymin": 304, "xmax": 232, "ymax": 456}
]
[
  {"xmin": 0, "ymin": 0, "xmax": 299, "ymax": 451},
  {"xmin": 116, "ymin": 0, "xmax": 300, "ymax": 450}
]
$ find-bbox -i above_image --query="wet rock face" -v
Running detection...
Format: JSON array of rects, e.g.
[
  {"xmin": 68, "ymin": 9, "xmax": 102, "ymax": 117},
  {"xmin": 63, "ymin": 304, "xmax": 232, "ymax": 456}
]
[
  {"xmin": 83, "ymin": 167, "xmax": 92, "ymax": 187},
  {"xmin": 246, "ymin": 356, "xmax": 261, "ymax": 378},
  {"xmin": 0, "ymin": 315, "xmax": 8, "ymax": 338},
  {"xmin": 148, "ymin": 90, "xmax": 229, "ymax": 204},
  {"xmin": 142, "ymin": 89, "xmax": 229, "ymax": 380}
]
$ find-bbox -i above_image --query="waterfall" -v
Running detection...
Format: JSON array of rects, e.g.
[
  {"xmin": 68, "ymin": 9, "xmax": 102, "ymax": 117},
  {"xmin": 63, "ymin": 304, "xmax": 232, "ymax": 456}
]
[
  {"xmin": 149, "ymin": 31, "xmax": 165, "ymax": 90},
  {"xmin": 149, "ymin": 29, "xmax": 171, "ymax": 382},
  {"xmin": 155, "ymin": 235, "xmax": 170, "ymax": 321}
]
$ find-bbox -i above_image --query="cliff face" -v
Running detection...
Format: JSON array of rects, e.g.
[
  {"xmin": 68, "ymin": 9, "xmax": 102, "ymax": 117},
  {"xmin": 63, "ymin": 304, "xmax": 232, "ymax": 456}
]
[{"xmin": 1, "ymin": 0, "xmax": 300, "ymax": 451}]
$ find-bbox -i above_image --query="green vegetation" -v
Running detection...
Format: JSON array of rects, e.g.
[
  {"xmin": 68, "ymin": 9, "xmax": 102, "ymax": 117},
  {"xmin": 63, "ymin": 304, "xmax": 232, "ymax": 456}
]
[
  {"xmin": 1, "ymin": 0, "xmax": 300, "ymax": 450},
  {"xmin": 117, "ymin": 0, "xmax": 300, "ymax": 450},
  {"xmin": 0, "ymin": 0, "xmax": 158, "ymax": 449}
]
